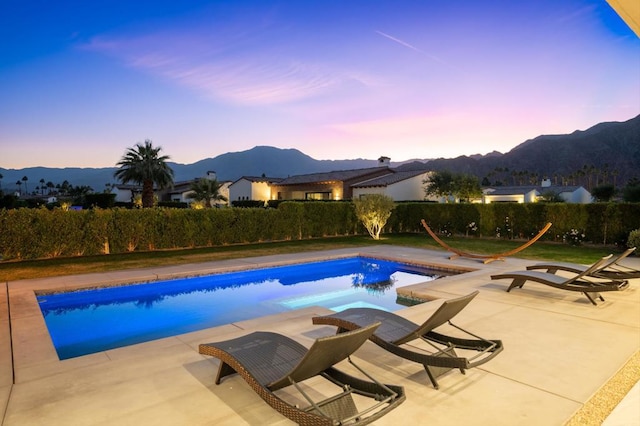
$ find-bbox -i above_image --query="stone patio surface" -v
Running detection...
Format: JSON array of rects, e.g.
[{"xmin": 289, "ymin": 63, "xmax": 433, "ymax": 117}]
[{"xmin": 1, "ymin": 246, "xmax": 638, "ymax": 425}]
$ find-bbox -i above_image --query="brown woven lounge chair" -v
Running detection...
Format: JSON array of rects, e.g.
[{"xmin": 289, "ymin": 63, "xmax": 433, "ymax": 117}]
[
  {"xmin": 312, "ymin": 290, "xmax": 503, "ymax": 389},
  {"xmin": 526, "ymin": 247, "xmax": 639, "ymax": 280},
  {"xmin": 199, "ymin": 323, "xmax": 405, "ymax": 425},
  {"xmin": 491, "ymin": 255, "xmax": 630, "ymax": 305}
]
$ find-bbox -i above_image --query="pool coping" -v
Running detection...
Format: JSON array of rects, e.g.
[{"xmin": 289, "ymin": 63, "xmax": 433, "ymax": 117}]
[
  {"xmin": 2, "ymin": 245, "xmax": 639, "ymax": 425},
  {"xmin": 8, "ymin": 247, "xmax": 478, "ymax": 383},
  {"xmin": 32, "ymin": 253, "xmax": 468, "ymax": 360}
]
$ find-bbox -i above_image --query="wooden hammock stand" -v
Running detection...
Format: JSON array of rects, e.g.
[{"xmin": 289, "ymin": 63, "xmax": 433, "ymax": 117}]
[{"xmin": 420, "ymin": 219, "xmax": 552, "ymax": 264}]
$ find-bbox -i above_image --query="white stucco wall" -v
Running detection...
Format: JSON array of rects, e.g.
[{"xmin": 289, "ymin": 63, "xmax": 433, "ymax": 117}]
[
  {"xmin": 114, "ymin": 187, "xmax": 136, "ymax": 203},
  {"xmin": 561, "ymin": 187, "xmax": 593, "ymax": 203},
  {"xmin": 385, "ymin": 174, "xmax": 429, "ymax": 201},
  {"xmin": 352, "ymin": 172, "xmax": 431, "ymax": 201},
  {"xmin": 228, "ymin": 179, "xmax": 253, "ymax": 201}
]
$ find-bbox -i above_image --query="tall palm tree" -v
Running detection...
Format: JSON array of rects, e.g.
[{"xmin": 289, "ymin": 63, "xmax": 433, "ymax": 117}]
[
  {"xmin": 21, "ymin": 176, "xmax": 28, "ymax": 195},
  {"xmin": 188, "ymin": 178, "xmax": 227, "ymax": 208},
  {"xmin": 114, "ymin": 140, "xmax": 174, "ymax": 208}
]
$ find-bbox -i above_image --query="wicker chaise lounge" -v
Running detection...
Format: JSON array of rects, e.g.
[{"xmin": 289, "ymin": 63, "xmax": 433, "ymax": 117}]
[
  {"xmin": 312, "ymin": 291, "xmax": 503, "ymax": 389},
  {"xmin": 199, "ymin": 323, "xmax": 405, "ymax": 426},
  {"xmin": 491, "ymin": 255, "xmax": 630, "ymax": 305},
  {"xmin": 525, "ymin": 247, "xmax": 639, "ymax": 280}
]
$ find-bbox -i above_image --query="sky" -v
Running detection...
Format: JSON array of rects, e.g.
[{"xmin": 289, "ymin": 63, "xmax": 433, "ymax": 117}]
[{"xmin": 1, "ymin": 0, "xmax": 639, "ymax": 169}]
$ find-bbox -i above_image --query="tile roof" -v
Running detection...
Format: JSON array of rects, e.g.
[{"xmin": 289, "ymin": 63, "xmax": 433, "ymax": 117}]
[
  {"xmin": 351, "ymin": 170, "xmax": 428, "ymax": 188},
  {"xmin": 276, "ymin": 167, "xmax": 392, "ymax": 185},
  {"xmin": 485, "ymin": 185, "xmax": 584, "ymax": 195},
  {"xmin": 233, "ymin": 176, "xmax": 283, "ymax": 184}
]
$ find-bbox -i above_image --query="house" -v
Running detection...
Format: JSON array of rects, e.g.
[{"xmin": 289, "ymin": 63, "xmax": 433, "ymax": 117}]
[
  {"xmin": 163, "ymin": 171, "xmax": 232, "ymax": 206},
  {"xmin": 352, "ymin": 170, "xmax": 437, "ymax": 201},
  {"xmin": 228, "ymin": 176, "xmax": 283, "ymax": 203},
  {"xmin": 270, "ymin": 167, "xmax": 394, "ymax": 200},
  {"xmin": 113, "ymin": 184, "xmax": 142, "ymax": 203},
  {"xmin": 114, "ymin": 171, "xmax": 231, "ymax": 206},
  {"xmin": 483, "ymin": 179, "xmax": 592, "ymax": 204}
]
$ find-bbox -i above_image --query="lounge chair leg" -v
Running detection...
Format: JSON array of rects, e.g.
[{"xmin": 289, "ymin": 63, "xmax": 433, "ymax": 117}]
[
  {"xmin": 424, "ymin": 366, "xmax": 440, "ymax": 389},
  {"xmin": 422, "ymin": 346, "xmax": 460, "ymax": 389},
  {"xmin": 507, "ymin": 279, "xmax": 525, "ymax": 292},
  {"xmin": 214, "ymin": 361, "xmax": 237, "ymax": 384},
  {"xmin": 584, "ymin": 292, "xmax": 604, "ymax": 306}
]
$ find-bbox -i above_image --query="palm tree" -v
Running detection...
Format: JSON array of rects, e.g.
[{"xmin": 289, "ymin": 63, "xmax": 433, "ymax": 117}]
[
  {"xmin": 188, "ymin": 178, "xmax": 227, "ymax": 208},
  {"xmin": 21, "ymin": 176, "xmax": 28, "ymax": 194},
  {"xmin": 114, "ymin": 140, "xmax": 174, "ymax": 208},
  {"xmin": 39, "ymin": 178, "xmax": 45, "ymax": 195},
  {"xmin": 60, "ymin": 180, "xmax": 71, "ymax": 195},
  {"xmin": 16, "ymin": 180, "xmax": 22, "ymax": 195}
]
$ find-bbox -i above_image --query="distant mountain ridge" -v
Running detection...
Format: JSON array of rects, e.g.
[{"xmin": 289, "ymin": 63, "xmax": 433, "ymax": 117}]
[{"xmin": 1, "ymin": 115, "xmax": 638, "ymax": 193}]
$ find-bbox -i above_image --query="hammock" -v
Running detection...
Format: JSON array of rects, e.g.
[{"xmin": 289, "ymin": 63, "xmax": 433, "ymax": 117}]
[{"xmin": 420, "ymin": 219, "xmax": 552, "ymax": 264}]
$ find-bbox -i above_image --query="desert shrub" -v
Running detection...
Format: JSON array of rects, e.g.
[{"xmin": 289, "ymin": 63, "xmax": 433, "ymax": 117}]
[
  {"xmin": 628, "ymin": 229, "xmax": 640, "ymax": 250},
  {"xmin": 353, "ymin": 194, "xmax": 395, "ymax": 240}
]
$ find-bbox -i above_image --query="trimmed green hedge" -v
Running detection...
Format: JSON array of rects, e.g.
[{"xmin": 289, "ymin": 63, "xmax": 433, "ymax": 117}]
[
  {"xmin": 1, "ymin": 202, "xmax": 638, "ymax": 261},
  {"xmin": 388, "ymin": 203, "xmax": 640, "ymax": 246}
]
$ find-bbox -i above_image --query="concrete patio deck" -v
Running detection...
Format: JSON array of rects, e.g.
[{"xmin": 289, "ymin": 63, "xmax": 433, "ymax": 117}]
[{"xmin": 1, "ymin": 246, "xmax": 638, "ymax": 425}]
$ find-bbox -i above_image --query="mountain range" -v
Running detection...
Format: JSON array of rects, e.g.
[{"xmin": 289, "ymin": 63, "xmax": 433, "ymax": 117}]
[{"xmin": 1, "ymin": 114, "xmax": 639, "ymax": 194}]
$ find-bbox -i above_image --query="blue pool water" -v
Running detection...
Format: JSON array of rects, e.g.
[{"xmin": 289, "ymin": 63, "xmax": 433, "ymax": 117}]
[{"xmin": 37, "ymin": 256, "xmax": 452, "ymax": 359}]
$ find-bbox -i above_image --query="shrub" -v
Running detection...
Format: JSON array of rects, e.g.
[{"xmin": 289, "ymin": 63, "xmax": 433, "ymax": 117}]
[
  {"xmin": 563, "ymin": 229, "xmax": 586, "ymax": 246},
  {"xmin": 353, "ymin": 194, "xmax": 395, "ymax": 240},
  {"xmin": 628, "ymin": 229, "xmax": 640, "ymax": 250}
]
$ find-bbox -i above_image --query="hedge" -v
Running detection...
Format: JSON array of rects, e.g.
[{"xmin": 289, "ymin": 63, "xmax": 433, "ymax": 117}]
[{"xmin": 1, "ymin": 202, "xmax": 638, "ymax": 261}]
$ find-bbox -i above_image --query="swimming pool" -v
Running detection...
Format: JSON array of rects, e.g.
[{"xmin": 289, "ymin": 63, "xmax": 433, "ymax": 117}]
[{"xmin": 37, "ymin": 256, "xmax": 454, "ymax": 359}]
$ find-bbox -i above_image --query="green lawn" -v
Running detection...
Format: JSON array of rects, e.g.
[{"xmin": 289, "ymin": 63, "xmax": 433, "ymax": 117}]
[{"xmin": 0, "ymin": 233, "xmax": 622, "ymax": 282}]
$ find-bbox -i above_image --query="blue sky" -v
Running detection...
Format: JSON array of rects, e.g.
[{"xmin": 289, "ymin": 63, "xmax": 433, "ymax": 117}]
[{"xmin": 1, "ymin": 0, "xmax": 638, "ymax": 169}]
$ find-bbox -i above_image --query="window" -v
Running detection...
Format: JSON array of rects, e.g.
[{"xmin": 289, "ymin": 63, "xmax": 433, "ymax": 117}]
[{"xmin": 306, "ymin": 192, "xmax": 332, "ymax": 200}]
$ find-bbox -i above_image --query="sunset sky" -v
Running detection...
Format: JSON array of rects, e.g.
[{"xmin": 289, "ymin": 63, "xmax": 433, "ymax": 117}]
[{"xmin": 1, "ymin": 0, "xmax": 638, "ymax": 169}]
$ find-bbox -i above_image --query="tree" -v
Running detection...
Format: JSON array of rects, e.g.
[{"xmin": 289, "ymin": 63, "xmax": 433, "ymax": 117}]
[
  {"xmin": 187, "ymin": 178, "xmax": 227, "ymax": 208},
  {"xmin": 423, "ymin": 170, "xmax": 454, "ymax": 202},
  {"xmin": 353, "ymin": 194, "xmax": 395, "ymax": 240},
  {"xmin": 424, "ymin": 171, "xmax": 482, "ymax": 202},
  {"xmin": 539, "ymin": 190, "xmax": 564, "ymax": 203},
  {"xmin": 453, "ymin": 174, "xmax": 482, "ymax": 202},
  {"xmin": 114, "ymin": 140, "xmax": 174, "ymax": 208},
  {"xmin": 591, "ymin": 184, "xmax": 615, "ymax": 202},
  {"xmin": 622, "ymin": 179, "xmax": 640, "ymax": 202},
  {"xmin": 21, "ymin": 176, "xmax": 28, "ymax": 194}
]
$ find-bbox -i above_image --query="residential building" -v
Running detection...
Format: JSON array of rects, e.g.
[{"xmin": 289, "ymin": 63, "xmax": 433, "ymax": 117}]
[
  {"xmin": 483, "ymin": 180, "xmax": 593, "ymax": 204},
  {"xmin": 270, "ymin": 167, "xmax": 394, "ymax": 201},
  {"xmin": 228, "ymin": 176, "xmax": 283, "ymax": 203},
  {"xmin": 352, "ymin": 170, "xmax": 436, "ymax": 201},
  {"xmin": 163, "ymin": 171, "xmax": 231, "ymax": 206},
  {"xmin": 113, "ymin": 184, "xmax": 142, "ymax": 203}
]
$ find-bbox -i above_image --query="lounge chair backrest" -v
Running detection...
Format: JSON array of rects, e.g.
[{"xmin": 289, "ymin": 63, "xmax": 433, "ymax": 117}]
[
  {"xmin": 594, "ymin": 251, "xmax": 632, "ymax": 272},
  {"xmin": 566, "ymin": 255, "xmax": 613, "ymax": 284},
  {"xmin": 393, "ymin": 291, "xmax": 479, "ymax": 346},
  {"xmin": 613, "ymin": 247, "xmax": 636, "ymax": 265},
  {"xmin": 267, "ymin": 322, "xmax": 380, "ymax": 390}
]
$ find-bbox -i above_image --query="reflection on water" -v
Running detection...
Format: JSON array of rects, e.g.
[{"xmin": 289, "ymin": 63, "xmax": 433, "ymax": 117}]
[{"xmin": 38, "ymin": 257, "xmax": 451, "ymax": 359}]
